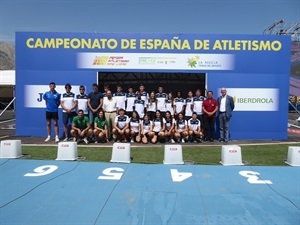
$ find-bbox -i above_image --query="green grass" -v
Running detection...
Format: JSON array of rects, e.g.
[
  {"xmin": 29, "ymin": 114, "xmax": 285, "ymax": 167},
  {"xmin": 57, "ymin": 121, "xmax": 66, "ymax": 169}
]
[{"xmin": 21, "ymin": 144, "xmax": 299, "ymax": 166}]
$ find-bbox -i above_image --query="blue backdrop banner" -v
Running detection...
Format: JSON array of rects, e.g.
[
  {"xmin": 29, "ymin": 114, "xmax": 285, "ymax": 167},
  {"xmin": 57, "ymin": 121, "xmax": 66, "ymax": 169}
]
[{"xmin": 16, "ymin": 32, "xmax": 291, "ymax": 139}]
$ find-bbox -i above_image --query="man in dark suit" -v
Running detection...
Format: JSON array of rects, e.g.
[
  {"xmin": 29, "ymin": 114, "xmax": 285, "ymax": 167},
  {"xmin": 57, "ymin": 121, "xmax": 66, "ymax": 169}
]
[{"xmin": 217, "ymin": 88, "xmax": 235, "ymax": 143}]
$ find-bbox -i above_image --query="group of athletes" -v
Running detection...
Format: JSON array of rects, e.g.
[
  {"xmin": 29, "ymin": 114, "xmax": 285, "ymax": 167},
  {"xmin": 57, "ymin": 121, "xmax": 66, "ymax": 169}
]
[{"xmin": 43, "ymin": 82, "xmax": 234, "ymax": 144}]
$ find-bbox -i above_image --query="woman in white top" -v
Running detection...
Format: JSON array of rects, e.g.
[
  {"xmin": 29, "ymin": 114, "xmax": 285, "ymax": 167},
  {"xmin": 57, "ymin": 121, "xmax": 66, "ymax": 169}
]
[
  {"xmin": 164, "ymin": 110, "xmax": 176, "ymax": 143},
  {"xmin": 185, "ymin": 90, "xmax": 194, "ymax": 121},
  {"xmin": 126, "ymin": 110, "xmax": 141, "ymax": 143},
  {"xmin": 147, "ymin": 91, "xmax": 157, "ymax": 121},
  {"xmin": 174, "ymin": 112, "xmax": 188, "ymax": 143},
  {"xmin": 165, "ymin": 92, "xmax": 175, "ymax": 117},
  {"xmin": 140, "ymin": 113, "xmax": 154, "ymax": 144},
  {"xmin": 151, "ymin": 110, "xmax": 166, "ymax": 144}
]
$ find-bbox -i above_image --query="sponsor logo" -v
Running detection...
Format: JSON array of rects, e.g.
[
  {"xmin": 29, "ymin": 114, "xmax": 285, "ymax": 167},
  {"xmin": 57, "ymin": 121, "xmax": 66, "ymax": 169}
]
[
  {"xmin": 93, "ymin": 56, "xmax": 129, "ymax": 66},
  {"xmin": 117, "ymin": 146, "xmax": 125, "ymax": 149},
  {"xmin": 226, "ymin": 88, "xmax": 279, "ymax": 111},
  {"xmin": 187, "ymin": 55, "xmax": 199, "ymax": 68},
  {"xmin": 170, "ymin": 148, "xmax": 177, "ymax": 151},
  {"xmin": 3, "ymin": 143, "xmax": 11, "ymax": 146},
  {"xmin": 93, "ymin": 56, "xmax": 109, "ymax": 65},
  {"xmin": 139, "ymin": 57, "xmax": 176, "ymax": 65},
  {"xmin": 187, "ymin": 55, "xmax": 222, "ymax": 68},
  {"xmin": 233, "ymin": 97, "xmax": 274, "ymax": 104},
  {"xmin": 61, "ymin": 144, "xmax": 69, "ymax": 147},
  {"xmin": 187, "ymin": 54, "xmax": 234, "ymax": 70},
  {"xmin": 229, "ymin": 150, "xmax": 237, "ymax": 153},
  {"xmin": 139, "ymin": 57, "xmax": 156, "ymax": 64}
]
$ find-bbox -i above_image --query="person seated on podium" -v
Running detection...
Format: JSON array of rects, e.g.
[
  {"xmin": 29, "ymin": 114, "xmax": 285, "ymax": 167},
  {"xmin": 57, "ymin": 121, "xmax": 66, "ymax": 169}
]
[
  {"xmin": 126, "ymin": 110, "xmax": 141, "ymax": 143},
  {"xmin": 188, "ymin": 112, "xmax": 203, "ymax": 143},
  {"xmin": 140, "ymin": 113, "xmax": 154, "ymax": 144},
  {"xmin": 174, "ymin": 112, "xmax": 188, "ymax": 143},
  {"xmin": 151, "ymin": 110, "xmax": 166, "ymax": 144},
  {"xmin": 112, "ymin": 108, "xmax": 129, "ymax": 142},
  {"xmin": 93, "ymin": 109, "xmax": 109, "ymax": 143},
  {"xmin": 70, "ymin": 109, "xmax": 92, "ymax": 144},
  {"xmin": 164, "ymin": 110, "xmax": 176, "ymax": 143}
]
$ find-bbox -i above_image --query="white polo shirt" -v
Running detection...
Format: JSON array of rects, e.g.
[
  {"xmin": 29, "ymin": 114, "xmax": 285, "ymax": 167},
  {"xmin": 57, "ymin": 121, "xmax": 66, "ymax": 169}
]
[
  {"xmin": 113, "ymin": 92, "xmax": 126, "ymax": 110},
  {"xmin": 61, "ymin": 92, "xmax": 76, "ymax": 113},
  {"xmin": 103, "ymin": 98, "xmax": 117, "ymax": 112},
  {"xmin": 115, "ymin": 115, "xmax": 129, "ymax": 129}
]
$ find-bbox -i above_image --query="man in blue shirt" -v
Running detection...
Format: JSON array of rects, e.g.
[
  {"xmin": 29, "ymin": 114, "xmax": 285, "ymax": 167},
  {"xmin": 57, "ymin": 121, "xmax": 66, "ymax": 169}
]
[{"xmin": 43, "ymin": 82, "xmax": 61, "ymax": 142}]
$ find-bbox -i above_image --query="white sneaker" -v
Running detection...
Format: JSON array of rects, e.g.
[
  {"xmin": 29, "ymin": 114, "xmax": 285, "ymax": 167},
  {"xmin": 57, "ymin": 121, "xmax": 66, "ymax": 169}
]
[
  {"xmin": 171, "ymin": 139, "xmax": 175, "ymax": 143},
  {"xmin": 73, "ymin": 137, "xmax": 77, "ymax": 142},
  {"xmin": 44, "ymin": 136, "xmax": 51, "ymax": 142},
  {"xmin": 63, "ymin": 137, "xmax": 68, "ymax": 142},
  {"xmin": 55, "ymin": 136, "xmax": 59, "ymax": 142},
  {"xmin": 181, "ymin": 138, "xmax": 185, "ymax": 143},
  {"xmin": 83, "ymin": 138, "xmax": 89, "ymax": 144},
  {"xmin": 130, "ymin": 138, "xmax": 134, "ymax": 143}
]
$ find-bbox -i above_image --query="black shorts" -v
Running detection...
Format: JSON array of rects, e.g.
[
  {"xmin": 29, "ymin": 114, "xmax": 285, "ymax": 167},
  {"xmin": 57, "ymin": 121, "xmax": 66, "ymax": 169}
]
[{"xmin": 46, "ymin": 111, "xmax": 59, "ymax": 120}]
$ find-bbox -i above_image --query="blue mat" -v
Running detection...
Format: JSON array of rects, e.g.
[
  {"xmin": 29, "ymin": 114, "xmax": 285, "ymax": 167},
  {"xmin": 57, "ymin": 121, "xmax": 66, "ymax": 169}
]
[{"xmin": 0, "ymin": 159, "xmax": 299, "ymax": 225}]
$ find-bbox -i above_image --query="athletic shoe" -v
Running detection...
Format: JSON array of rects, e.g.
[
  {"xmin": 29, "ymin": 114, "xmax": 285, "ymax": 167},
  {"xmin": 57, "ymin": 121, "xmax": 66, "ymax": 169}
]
[
  {"xmin": 181, "ymin": 138, "xmax": 185, "ymax": 143},
  {"xmin": 130, "ymin": 139, "xmax": 134, "ymax": 143},
  {"xmin": 73, "ymin": 137, "xmax": 77, "ymax": 142},
  {"xmin": 83, "ymin": 138, "xmax": 89, "ymax": 144},
  {"xmin": 210, "ymin": 139, "xmax": 214, "ymax": 143},
  {"xmin": 44, "ymin": 136, "xmax": 51, "ymax": 142},
  {"xmin": 55, "ymin": 136, "xmax": 59, "ymax": 142},
  {"xmin": 171, "ymin": 139, "xmax": 175, "ymax": 143},
  {"xmin": 63, "ymin": 137, "xmax": 68, "ymax": 142},
  {"xmin": 94, "ymin": 140, "xmax": 98, "ymax": 144}
]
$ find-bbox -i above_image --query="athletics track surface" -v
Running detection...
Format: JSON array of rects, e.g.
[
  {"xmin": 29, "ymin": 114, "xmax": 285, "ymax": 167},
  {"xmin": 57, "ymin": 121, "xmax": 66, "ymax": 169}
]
[{"xmin": 0, "ymin": 159, "xmax": 299, "ymax": 225}]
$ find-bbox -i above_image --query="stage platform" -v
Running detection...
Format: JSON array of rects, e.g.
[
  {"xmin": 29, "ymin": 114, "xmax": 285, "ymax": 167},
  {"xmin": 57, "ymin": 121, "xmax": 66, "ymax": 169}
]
[{"xmin": 0, "ymin": 159, "xmax": 299, "ymax": 225}]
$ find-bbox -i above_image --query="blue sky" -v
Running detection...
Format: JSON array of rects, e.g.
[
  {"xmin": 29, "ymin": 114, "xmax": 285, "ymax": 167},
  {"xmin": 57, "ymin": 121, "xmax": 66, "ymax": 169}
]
[{"xmin": 0, "ymin": 0, "xmax": 299, "ymax": 45}]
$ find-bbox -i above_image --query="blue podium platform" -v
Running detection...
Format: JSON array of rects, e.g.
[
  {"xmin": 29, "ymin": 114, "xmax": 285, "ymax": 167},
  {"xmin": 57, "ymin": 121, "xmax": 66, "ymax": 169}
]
[{"xmin": 0, "ymin": 159, "xmax": 299, "ymax": 225}]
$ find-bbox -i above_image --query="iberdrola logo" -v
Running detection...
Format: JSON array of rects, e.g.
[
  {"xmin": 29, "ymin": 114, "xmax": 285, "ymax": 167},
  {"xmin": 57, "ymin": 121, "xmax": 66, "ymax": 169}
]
[
  {"xmin": 233, "ymin": 96, "xmax": 237, "ymax": 103},
  {"xmin": 187, "ymin": 55, "xmax": 200, "ymax": 68}
]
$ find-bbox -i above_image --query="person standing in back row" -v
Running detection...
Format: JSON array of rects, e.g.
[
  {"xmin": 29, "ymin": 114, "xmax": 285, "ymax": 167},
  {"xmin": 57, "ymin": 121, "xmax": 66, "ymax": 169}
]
[
  {"xmin": 217, "ymin": 87, "xmax": 235, "ymax": 143},
  {"xmin": 202, "ymin": 91, "xmax": 218, "ymax": 143},
  {"xmin": 102, "ymin": 90, "xmax": 118, "ymax": 140},
  {"xmin": 126, "ymin": 86, "xmax": 136, "ymax": 118},
  {"xmin": 156, "ymin": 85, "xmax": 167, "ymax": 117},
  {"xmin": 113, "ymin": 84, "xmax": 126, "ymax": 114},
  {"xmin": 192, "ymin": 89, "xmax": 206, "ymax": 129},
  {"xmin": 61, "ymin": 83, "xmax": 78, "ymax": 141},
  {"xmin": 139, "ymin": 84, "xmax": 149, "ymax": 105},
  {"xmin": 76, "ymin": 85, "xmax": 88, "ymax": 117},
  {"xmin": 87, "ymin": 83, "xmax": 103, "ymax": 130},
  {"xmin": 43, "ymin": 82, "xmax": 61, "ymax": 143}
]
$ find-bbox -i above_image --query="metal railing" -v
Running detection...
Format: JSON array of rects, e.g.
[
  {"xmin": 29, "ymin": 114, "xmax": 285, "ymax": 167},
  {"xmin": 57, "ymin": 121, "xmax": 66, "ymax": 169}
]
[
  {"xmin": 0, "ymin": 97, "xmax": 16, "ymax": 117},
  {"xmin": 288, "ymin": 100, "xmax": 300, "ymax": 114}
]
